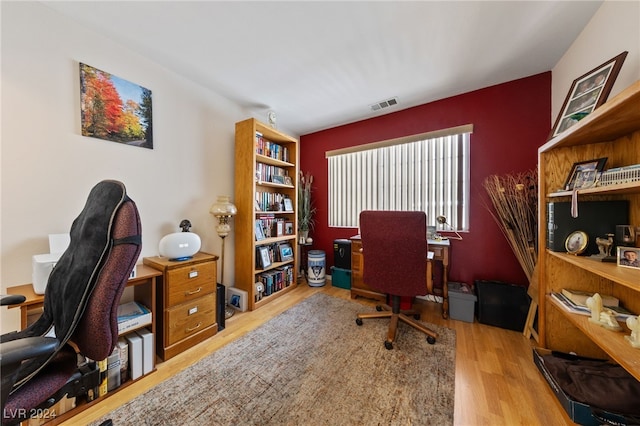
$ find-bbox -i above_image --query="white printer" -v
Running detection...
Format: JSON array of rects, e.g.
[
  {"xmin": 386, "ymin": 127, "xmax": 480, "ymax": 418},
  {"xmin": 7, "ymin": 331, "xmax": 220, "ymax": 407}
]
[{"xmin": 32, "ymin": 234, "xmax": 70, "ymax": 294}]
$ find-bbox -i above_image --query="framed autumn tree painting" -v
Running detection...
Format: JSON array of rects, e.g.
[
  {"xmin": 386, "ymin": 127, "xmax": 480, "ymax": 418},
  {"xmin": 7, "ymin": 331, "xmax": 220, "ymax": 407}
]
[{"xmin": 79, "ymin": 63, "xmax": 153, "ymax": 149}]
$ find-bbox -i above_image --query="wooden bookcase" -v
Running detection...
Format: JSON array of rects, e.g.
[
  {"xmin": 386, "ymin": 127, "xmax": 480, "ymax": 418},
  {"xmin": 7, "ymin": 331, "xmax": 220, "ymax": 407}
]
[
  {"xmin": 234, "ymin": 118, "xmax": 299, "ymax": 310},
  {"xmin": 537, "ymin": 80, "xmax": 640, "ymax": 380}
]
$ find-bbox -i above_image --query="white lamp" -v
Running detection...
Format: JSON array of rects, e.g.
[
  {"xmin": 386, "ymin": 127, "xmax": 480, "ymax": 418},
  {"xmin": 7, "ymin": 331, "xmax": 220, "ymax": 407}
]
[{"xmin": 210, "ymin": 196, "xmax": 238, "ymax": 319}]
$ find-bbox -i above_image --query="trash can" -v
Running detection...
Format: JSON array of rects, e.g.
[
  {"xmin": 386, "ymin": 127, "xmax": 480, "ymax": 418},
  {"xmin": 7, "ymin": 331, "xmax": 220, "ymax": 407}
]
[
  {"xmin": 448, "ymin": 282, "xmax": 476, "ymax": 323},
  {"xmin": 307, "ymin": 250, "xmax": 326, "ymax": 287}
]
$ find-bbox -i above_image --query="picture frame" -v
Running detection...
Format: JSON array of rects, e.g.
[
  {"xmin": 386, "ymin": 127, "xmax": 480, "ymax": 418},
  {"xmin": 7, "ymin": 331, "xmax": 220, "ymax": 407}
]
[
  {"xmin": 285, "ymin": 221, "xmax": 294, "ymax": 235},
  {"xmin": 80, "ymin": 63, "xmax": 154, "ymax": 149},
  {"xmin": 279, "ymin": 243, "xmax": 294, "ymax": 262},
  {"xmin": 227, "ymin": 287, "xmax": 248, "ymax": 312},
  {"xmin": 257, "ymin": 246, "xmax": 272, "ymax": 269},
  {"xmin": 284, "ymin": 176, "xmax": 293, "ymax": 186},
  {"xmin": 565, "ymin": 230, "xmax": 588, "ymax": 255},
  {"xmin": 550, "ymin": 51, "xmax": 627, "ymax": 138},
  {"xmin": 283, "ymin": 198, "xmax": 294, "ymax": 212},
  {"xmin": 272, "ymin": 175, "xmax": 285, "ymax": 185},
  {"xmin": 563, "ymin": 157, "xmax": 607, "ymax": 191},
  {"xmin": 255, "ymin": 221, "xmax": 266, "ymax": 241},
  {"xmin": 617, "ymin": 246, "xmax": 640, "ymax": 269}
]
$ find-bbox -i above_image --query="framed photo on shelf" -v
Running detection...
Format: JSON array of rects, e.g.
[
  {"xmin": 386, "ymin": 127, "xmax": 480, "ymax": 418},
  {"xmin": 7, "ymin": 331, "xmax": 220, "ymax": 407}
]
[
  {"xmin": 284, "ymin": 176, "xmax": 293, "ymax": 186},
  {"xmin": 272, "ymin": 175, "xmax": 285, "ymax": 185},
  {"xmin": 285, "ymin": 221, "xmax": 294, "ymax": 235},
  {"xmin": 257, "ymin": 246, "xmax": 271, "ymax": 269},
  {"xmin": 255, "ymin": 221, "xmax": 266, "ymax": 241},
  {"xmin": 563, "ymin": 157, "xmax": 607, "ymax": 191},
  {"xmin": 550, "ymin": 51, "xmax": 627, "ymax": 138},
  {"xmin": 617, "ymin": 246, "xmax": 640, "ymax": 269},
  {"xmin": 283, "ymin": 198, "xmax": 294, "ymax": 212},
  {"xmin": 279, "ymin": 243, "xmax": 294, "ymax": 262}
]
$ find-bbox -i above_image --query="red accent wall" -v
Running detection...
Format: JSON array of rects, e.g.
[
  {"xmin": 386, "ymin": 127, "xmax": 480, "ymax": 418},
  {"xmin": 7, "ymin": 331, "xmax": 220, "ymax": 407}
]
[{"xmin": 299, "ymin": 72, "xmax": 551, "ymax": 288}]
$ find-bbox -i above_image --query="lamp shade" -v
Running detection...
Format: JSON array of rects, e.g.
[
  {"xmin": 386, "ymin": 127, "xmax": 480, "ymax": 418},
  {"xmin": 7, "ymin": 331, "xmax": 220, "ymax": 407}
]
[
  {"xmin": 209, "ymin": 196, "xmax": 238, "ymax": 217},
  {"xmin": 210, "ymin": 196, "xmax": 237, "ymax": 238}
]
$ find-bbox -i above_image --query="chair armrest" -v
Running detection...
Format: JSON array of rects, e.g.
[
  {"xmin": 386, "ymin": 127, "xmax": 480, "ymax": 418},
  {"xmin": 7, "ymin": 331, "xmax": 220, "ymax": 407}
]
[
  {"xmin": 0, "ymin": 336, "xmax": 58, "ymax": 367},
  {"xmin": 0, "ymin": 294, "xmax": 26, "ymax": 306}
]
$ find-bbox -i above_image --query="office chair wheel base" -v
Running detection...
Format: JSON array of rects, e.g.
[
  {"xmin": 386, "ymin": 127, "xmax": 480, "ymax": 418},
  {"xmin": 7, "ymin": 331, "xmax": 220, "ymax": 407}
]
[
  {"xmin": 427, "ymin": 336, "xmax": 436, "ymax": 345},
  {"xmin": 356, "ymin": 318, "xmax": 363, "ymax": 326},
  {"xmin": 384, "ymin": 341, "xmax": 393, "ymax": 350}
]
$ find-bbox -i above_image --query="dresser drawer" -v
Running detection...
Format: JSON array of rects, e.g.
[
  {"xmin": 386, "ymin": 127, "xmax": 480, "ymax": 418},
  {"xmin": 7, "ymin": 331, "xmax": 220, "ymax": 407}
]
[
  {"xmin": 166, "ymin": 262, "xmax": 216, "ymax": 307},
  {"xmin": 166, "ymin": 292, "xmax": 216, "ymax": 346}
]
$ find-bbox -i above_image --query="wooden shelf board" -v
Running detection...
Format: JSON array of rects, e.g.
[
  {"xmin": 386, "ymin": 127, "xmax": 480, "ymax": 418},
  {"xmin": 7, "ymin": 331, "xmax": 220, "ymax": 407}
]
[
  {"xmin": 547, "ymin": 295, "xmax": 640, "ymax": 380},
  {"xmin": 547, "ymin": 251, "xmax": 640, "ymax": 292},
  {"xmin": 548, "ymin": 181, "xmax": 640, "ymax": 198},
  {"xmin": 256, "ymin": 153, "xmax": 295, "ymax": 168}
]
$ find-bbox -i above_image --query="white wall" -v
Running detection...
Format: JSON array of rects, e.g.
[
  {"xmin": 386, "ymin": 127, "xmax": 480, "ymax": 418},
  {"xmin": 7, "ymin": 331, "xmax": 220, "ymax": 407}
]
[
  {"xmin": 1, "ymin": 2, "xmax": 249, "ymax": 332},
  {"xmin": 552, "ymin": 1, "xmax": 640, "ymax": 119}
]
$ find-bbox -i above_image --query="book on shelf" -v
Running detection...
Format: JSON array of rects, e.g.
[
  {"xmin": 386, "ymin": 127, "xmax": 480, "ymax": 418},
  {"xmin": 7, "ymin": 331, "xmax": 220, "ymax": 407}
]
[
  {"xmin": 117, "ymin": 301, "xmax": 152, "ymax": 334},
  {"xmin": 550, "ymin": 292, "xmax": 634, "ymax": 320},
  {"xmin": 561, "ymin": 288, "xmax": 619, "ymax": 307},
  {"xmin": 125, "ymin": 332, "xmax": 143, "ymax": 380},
  {"xmin": 106, "ymin": 347, "xmax": 121, "ymax": 392}
]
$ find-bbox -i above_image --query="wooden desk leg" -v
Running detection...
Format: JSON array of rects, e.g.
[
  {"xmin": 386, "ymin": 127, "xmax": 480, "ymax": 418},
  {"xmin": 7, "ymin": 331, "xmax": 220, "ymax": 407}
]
[{"xmin": 441, "ymin": 249, "xmax": 449, "ymax": 319}]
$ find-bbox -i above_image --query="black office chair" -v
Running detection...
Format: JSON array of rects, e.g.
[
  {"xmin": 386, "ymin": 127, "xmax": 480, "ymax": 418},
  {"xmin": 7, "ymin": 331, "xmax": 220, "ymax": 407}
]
[
  {"xmin": 0, "ymin": 180, "xmax": 142, "ymax": 425},
  {"xmin": 355, "ymin": 210, "xmax": 438, "ymax": 350}
]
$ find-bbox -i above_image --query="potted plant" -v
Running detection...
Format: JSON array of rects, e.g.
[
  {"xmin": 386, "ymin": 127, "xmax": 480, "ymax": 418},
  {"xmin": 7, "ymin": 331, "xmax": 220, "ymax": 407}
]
[{"xmin": 298, "ymin": 170, "xmax": 316, "ymax": 243}]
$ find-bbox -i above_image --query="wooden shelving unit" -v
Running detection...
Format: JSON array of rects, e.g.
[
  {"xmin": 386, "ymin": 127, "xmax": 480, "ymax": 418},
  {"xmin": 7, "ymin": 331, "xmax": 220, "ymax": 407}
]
[
  {"xmin": 234, "ymin": 118, "xmax": 299, "ymax": 310},
  {"xmin": 537, "ymin": 80, "xmax": 640, "ymax": 380}
]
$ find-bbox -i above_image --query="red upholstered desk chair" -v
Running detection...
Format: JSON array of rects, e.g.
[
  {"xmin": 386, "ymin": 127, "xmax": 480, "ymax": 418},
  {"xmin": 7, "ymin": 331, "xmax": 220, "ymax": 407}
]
[{"xmin": 355, "ymin": 210, "xmax": 437, "ymax": 350}]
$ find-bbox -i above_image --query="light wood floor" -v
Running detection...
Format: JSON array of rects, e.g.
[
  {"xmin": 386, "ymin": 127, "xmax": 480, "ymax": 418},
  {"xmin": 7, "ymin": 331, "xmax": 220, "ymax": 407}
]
[{"xmin": 61, "ymin": 283, "xmax": 573, "ymax": 426}]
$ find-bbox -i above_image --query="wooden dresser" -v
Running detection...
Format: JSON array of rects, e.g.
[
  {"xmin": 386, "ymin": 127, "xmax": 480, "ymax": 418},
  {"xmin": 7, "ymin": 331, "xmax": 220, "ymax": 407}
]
[{"xmin": 143, "ymin": 252, "xmax": 219, "ymax": 360}]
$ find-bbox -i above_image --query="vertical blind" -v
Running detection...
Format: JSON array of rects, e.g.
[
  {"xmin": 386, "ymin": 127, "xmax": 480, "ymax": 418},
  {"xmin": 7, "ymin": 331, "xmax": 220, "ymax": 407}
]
[{"xmin": 326, "ymin": 125, "xmax": 472, "ymax": 229}]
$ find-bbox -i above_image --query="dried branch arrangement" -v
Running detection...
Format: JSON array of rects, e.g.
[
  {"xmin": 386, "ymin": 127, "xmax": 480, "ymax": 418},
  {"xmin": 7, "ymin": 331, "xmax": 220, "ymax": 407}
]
[{"xmin": 483, "ymin": 169, "xmax": 538, "ymax": 281}]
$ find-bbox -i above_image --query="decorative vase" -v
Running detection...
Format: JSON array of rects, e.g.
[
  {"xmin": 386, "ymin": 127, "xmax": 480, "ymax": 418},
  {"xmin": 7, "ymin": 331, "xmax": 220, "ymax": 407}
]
[{"xmin": 299, "ymin": 230, "xmax": 309, "ymax": 244}]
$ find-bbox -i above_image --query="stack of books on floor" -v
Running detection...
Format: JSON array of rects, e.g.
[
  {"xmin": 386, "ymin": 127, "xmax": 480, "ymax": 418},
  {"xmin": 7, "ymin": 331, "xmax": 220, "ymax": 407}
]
[{"xmin": 550, "ymin": 289, "xmax": 634, "ymax": 320}]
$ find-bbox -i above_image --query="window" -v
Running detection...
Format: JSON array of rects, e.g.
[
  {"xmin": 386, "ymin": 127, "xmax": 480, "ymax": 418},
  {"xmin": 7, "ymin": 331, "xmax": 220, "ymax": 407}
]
[{"xmin": 326, "ymin": 124, "xmax": 472, "ymax": 230}]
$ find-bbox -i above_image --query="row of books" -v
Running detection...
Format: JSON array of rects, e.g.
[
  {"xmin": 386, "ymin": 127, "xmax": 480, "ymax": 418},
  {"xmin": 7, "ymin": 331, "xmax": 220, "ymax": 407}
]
[
  {"xmin": 255, "ymin": 191, "xmax": 293, "ymax": 212},
  {"xmin": 256, "ymin": 265, "xmax": 294, "ymax": 301},
  {"xmin": 255, "ymin": 216, "xmax": 294, "ymax": 240},
  {"xmin": 256, "ymin": 163, "xmax": 290, "ymax": 185},
  {"xmin": 255, "ymin": 132, "xmax": 290, "ymax": 163},
  {"xmin": 550, "ymin": 291, "xmax": 634, "ymax": 320},
  {"xmin": 86, "ymin": 327, "xmax": 153, "ymax": 402}
]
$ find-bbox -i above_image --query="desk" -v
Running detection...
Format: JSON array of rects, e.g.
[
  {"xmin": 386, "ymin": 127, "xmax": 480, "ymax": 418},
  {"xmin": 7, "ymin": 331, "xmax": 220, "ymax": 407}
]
[
  {"xmin": 6, "ymin": 264, "xmax": 161, "ymax": 330},
  {"xmin": 350, "ymin": 235, "xmax": 450, "ymax": 319}
]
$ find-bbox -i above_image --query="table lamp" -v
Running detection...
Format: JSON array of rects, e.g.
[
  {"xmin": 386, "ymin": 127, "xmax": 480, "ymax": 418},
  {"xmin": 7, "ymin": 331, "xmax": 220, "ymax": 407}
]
[
  {"xmin": 436, "ymin": 215, "xmax": 463, "ymax": 240},
  {"xmin": 210, "ymin": 196, "xmax": 238, "ymax": 319}
]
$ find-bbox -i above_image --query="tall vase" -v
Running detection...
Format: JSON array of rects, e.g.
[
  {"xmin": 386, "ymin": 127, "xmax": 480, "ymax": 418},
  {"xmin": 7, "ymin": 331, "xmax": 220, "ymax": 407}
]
[{"xmin": 299, "ymin": 230, "xmax": 309, "ymax": 244}]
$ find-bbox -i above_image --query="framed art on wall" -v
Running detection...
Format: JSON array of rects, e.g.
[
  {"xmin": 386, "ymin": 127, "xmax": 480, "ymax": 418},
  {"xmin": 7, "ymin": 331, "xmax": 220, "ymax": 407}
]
[
  {"xmin": 79, "ymin": 63, "xmax": 154, "ymax": 149},
  {"xmin": 550, "ymin": 51, "xmax": 627, "ymax": 138}
]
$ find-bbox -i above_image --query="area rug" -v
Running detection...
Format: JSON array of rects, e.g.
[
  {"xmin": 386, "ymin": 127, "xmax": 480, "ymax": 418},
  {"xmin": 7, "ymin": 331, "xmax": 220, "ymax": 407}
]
[{"xmin": 93, "ymin": 293, "xmax": 455, "ymax": 425}]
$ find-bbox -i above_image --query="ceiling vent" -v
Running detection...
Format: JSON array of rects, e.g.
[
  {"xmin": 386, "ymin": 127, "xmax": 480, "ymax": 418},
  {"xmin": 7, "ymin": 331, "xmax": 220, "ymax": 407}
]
[{"xmin": 370, "ymin": 97, "xmax": 398, "ymax": 111}]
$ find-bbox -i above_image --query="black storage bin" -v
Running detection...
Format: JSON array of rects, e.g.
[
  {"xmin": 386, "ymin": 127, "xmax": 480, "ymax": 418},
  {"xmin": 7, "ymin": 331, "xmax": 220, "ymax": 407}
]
[
  {"xmin": 333, "ymin": 239, "xmax": 352, "ymax": 270},
  {"xmin": 475, "ymin": 280, "xmax": 530, "ymax": 331},
  {"xmin": 217, "ymin": 283, "xmax": 225, "ymax": 331}
]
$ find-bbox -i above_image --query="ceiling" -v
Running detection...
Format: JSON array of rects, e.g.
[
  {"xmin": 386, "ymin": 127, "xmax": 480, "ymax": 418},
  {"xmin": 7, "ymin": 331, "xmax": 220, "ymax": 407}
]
[{"xmin": 42, "ymin": 1, "xmax": 603, "ymax": 136}]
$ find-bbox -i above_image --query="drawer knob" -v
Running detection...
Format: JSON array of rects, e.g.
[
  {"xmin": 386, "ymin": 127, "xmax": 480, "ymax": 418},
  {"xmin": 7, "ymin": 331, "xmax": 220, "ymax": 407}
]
[
  {"xmin": 185, "ymin": 287, "xmax": 202, "ymax": 296},
  {"xmin": 186, "ymin": 322, "xmax": 201, "ymax": 333}
]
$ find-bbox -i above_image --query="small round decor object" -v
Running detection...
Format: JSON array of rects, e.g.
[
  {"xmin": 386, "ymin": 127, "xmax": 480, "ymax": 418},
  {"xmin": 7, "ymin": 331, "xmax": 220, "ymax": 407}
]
[{"xmin": 565, "ymin": 230, "xmax": 588, "ymax": 255}]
